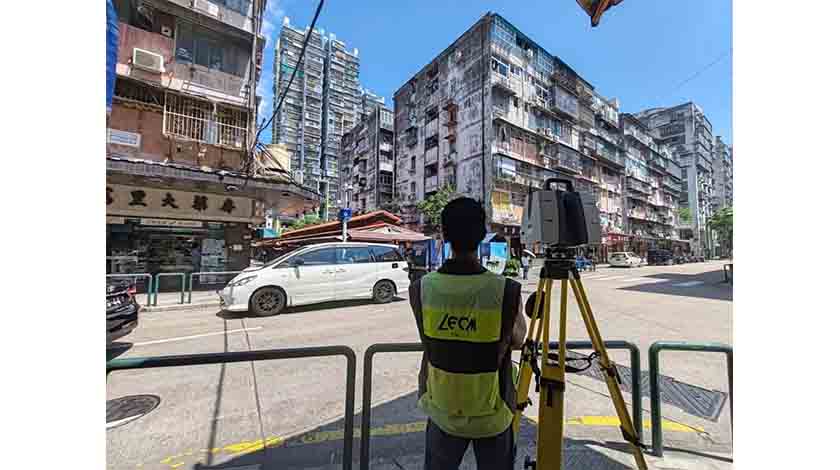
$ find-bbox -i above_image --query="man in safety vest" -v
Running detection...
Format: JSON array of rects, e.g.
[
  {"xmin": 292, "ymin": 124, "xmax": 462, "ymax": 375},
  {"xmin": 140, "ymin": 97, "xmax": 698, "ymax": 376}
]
[{"xmin": 409, "ymin": 197, "xmax": 526, "ymax": 469}]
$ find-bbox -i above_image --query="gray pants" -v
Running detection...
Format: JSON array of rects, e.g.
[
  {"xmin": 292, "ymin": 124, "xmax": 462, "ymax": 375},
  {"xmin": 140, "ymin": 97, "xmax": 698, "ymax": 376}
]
[{"xmin": 425, "ymin": 419, "xmax": 515, "ymax": 470}]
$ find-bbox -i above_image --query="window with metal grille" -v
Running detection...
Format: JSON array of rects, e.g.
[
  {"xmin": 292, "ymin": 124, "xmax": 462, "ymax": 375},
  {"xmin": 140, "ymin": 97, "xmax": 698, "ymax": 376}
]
[
  {"xmin": 114, "ymin": 78, "xmax": 163, "ymax": 108},
  {"xmin": 164, "ymin": 93, "xmax": 247, "ymax": 148}
]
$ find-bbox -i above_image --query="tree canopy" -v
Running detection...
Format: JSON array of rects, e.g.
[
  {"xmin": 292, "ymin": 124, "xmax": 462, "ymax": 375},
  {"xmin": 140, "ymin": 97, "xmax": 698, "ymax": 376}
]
[{"xmin": 416, "ymin": 185, "xmax": 457, "ymax": 233}]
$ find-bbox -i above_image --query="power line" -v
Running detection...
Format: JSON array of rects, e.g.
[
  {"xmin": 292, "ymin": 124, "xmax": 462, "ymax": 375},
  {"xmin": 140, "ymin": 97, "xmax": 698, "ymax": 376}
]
[{"xmin": 664, "ymin": 48, "xmax": 732, "ymax": 98}]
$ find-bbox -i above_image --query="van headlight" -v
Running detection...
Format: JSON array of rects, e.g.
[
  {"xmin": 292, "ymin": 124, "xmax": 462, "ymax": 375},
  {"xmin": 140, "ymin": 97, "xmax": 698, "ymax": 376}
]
[{"xmin": 228, "ymin": 275, "xmax": 258, "ymax": 288}]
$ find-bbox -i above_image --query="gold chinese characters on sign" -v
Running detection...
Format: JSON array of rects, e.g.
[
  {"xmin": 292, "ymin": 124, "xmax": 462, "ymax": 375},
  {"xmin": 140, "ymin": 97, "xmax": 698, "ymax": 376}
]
[{"xmin": 106, "ymin": 184, "xmax": 255, "ymax": 223}]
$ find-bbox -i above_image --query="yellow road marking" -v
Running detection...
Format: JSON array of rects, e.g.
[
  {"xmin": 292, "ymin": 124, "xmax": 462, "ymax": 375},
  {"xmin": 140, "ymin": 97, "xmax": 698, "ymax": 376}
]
[
  {"xmin": 528, "ymin": 415, "xmax": 704, "ymax": 433},
  {"xmin": 153, "ymin": 416, "xmax": 701, "ymax": 465}
]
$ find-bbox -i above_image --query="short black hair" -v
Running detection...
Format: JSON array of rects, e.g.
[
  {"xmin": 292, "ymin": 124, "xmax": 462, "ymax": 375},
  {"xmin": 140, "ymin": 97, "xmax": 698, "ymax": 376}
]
[{"xmin": 442, "ymin": 197, "xmax": 487, "ymax": 253}]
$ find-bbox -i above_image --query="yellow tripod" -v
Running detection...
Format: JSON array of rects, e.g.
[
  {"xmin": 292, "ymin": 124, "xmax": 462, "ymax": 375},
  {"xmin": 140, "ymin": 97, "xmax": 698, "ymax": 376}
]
[{"xmin": 513, "ymin": 254, "xmax": 647, "ymax": 470}]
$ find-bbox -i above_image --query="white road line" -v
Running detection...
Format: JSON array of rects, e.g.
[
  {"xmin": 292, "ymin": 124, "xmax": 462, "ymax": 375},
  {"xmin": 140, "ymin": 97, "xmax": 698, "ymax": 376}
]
[
  {"xmin": 590, "ymin": 276, "xmax": 625, "ymax": 281},
  {"xmin": 132, "ymin": 327, "xmax": 263, "ymax": 346},
  {"xmin": 618, "ymin": 278, "xmax": 649, "ymax": 282},
  {"xmin": 673, "ymin": 281, "xmax": 704, "ymax": 287}
]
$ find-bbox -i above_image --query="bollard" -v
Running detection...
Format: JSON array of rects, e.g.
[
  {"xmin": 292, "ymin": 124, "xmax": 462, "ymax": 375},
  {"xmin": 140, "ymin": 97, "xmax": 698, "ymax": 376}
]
[
  {"xmin": 648, "ymin": 341, "xmax": 733, "ymax": 457},
  {"xmin": 153, "ymin": 272, "xmax": 186, "ymax": 306}
]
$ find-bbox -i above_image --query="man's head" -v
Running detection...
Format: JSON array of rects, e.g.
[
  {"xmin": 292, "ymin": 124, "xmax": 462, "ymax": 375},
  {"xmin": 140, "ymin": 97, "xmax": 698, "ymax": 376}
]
[{"xmin": 441, "ymin": 197, "xmax": 487, "ymax": 255}]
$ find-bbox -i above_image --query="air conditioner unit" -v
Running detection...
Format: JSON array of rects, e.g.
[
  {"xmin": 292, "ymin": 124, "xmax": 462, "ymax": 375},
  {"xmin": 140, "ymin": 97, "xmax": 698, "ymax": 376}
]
[
  {"xmin": 133, "ymin": 48, "xmax": 165, "ymax": 73},
  {"xmin": 294, "ymin": 170, "xmax": 304, "ymax": 184}
]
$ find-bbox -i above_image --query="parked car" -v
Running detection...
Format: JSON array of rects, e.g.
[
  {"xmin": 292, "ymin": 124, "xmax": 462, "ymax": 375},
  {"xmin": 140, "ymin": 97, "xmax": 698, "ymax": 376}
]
[
  {"xmin": 219, "ymin": 242, "xmax": 411, "ymax": 316},
  {"xmin": 607, "ymin": 252, "xmax": 644, "ymax": 268},
  {"xmin": 647, "ymin": 249, "xmax": 674, "ymax": 266},
  {"xmin": 107, "ymin": 279, "xmax": 140, "ymax": 344}
]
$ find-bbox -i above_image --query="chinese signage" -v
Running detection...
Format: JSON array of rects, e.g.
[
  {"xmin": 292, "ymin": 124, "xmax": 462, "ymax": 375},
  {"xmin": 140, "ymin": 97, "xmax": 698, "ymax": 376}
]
[
  {"xmin": 491, "ymin": 190, "xmax": 523, "ymax": 225},
  {"xmin": 107, "ymin": 184, "xmax": 255, "ymax": 223},
  {"xmin": 107, "ymin": 128, "xmax": 141, "ymax": 148},
  {"xmin": 140, "ymin": 218, "xmax": 203, "ymax": 228}
]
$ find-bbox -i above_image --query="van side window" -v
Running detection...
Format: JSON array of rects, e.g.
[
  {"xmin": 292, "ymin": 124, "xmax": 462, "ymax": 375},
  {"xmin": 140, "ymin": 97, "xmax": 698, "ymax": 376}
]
[
  {"xmin": 370, "ymin": 246, "xmax": 403, "ymax": 262},
  {"xmin": 337, "ymin": 247, "xmax": 374, "ymax": 264},
  {"xmin": 291, "ymin": 248, "xmax": 337, "ymax": 266}
]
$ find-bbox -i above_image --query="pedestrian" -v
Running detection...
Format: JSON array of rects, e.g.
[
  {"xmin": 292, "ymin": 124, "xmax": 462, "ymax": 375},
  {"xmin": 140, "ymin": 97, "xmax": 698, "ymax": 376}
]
[
  {"xmin": 190, "ymin": 242, "xmax": 201, "ymax": 273},
  {"xmin": 408, "ymin": 197, "xmax": 526, "ymax": 470},
  {"xmin": 521, "ymin": 254, "xmax": 530, "ymax": 280}
]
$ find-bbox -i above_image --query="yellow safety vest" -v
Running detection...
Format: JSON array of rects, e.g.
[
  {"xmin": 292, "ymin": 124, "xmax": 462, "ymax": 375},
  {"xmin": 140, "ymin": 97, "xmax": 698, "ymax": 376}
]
[{"xmin": 418, "ymin": 270, "xmax": 513, "ymax": 439}]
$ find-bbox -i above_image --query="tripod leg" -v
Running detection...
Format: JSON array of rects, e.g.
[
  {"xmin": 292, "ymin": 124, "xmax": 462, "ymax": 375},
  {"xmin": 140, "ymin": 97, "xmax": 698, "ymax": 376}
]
[
  {"xmin": 536, "ymin": 279, "xmax": 566, "ymax": 470},
  {"xmin": 513, "ymin": 278, "xmax": 549, "ymax": 436},
  {"xmin": 569, "ymin": 277, "xmax": 648, "ymax": 470}
]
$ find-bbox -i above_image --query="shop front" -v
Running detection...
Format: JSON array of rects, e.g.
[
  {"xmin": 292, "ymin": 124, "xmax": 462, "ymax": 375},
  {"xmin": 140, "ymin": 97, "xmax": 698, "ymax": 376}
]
[{"xmin": 106, "ymin": 158, "xmax": 320, "ymax": 292}]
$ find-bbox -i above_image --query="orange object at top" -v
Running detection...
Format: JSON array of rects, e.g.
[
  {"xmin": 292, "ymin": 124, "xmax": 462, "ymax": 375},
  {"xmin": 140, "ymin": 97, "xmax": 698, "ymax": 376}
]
[{"xmin": 576, "ymin": 0, "xmax": 624, "ymax": 27}]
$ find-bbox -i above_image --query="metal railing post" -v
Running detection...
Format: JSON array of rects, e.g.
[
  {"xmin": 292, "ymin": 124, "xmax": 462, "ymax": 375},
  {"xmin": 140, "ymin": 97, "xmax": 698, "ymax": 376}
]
[
  {"xmin": 361, "ymin": 343, "xmax": 425, "ymax": 470},
  {"xmin": 106, "ymin": 273, "xmax": 153, "ymax": 307},
  {"xmin": 153, "ymin": 273, "xmax": 186, "ymax": 306},
  {"xmin": 558, "ymin": 340, "xmax": 644, "ymax": 445},
  {"xmin": 107, "ymin": 345, "xmax": 357, "ymax": 470},
  {"xmin": 187, "ymin": 271, "xmax": 242, "ymax": 303},
  {"xmin": 649, "ymin": 341, "xmax": 733, "ymax": 457}
]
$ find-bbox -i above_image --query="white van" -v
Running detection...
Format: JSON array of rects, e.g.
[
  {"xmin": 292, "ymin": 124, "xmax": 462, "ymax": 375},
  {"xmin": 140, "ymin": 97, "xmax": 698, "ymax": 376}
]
[
  {"xmin": 219, "ymin": 242, "xmax": 410, "ymax": 316},
  {"xmin": 608, "ymin": 251, "xmax": 644, "ymax": 268}
]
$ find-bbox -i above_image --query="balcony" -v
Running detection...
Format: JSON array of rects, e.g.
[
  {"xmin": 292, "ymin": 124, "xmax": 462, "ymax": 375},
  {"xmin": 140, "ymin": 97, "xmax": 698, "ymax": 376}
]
[
  {"xmin": 380, "ymin": 142, "xmax": 393, "ymax": 153},
  {"xmin": 491, "ymin": 73, "xmax": 517, "ymax": 96},
  {"xmin": 627, "ymin": 179, "xmax": 652, "ymax": 194}
]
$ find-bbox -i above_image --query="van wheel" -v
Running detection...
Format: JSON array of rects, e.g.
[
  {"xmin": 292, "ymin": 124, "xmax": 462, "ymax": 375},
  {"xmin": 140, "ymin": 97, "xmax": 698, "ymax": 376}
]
[
  {"xmin": 250, "ymin": 287, "xmax": 286, "ymax": 316},
  {"xmin": 373, "ymin": 281, "xmax": 395, "ymax": 304}
]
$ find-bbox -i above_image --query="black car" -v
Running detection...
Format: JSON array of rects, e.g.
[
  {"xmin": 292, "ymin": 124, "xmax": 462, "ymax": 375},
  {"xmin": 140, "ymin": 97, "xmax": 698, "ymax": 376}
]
[
  {"xmin": 107, "ymin": 279, "xmax": 140, "ymax": 344},
  {"xmin": 647, "ymin": 249, "xmax": 674, "ymax": 266}
]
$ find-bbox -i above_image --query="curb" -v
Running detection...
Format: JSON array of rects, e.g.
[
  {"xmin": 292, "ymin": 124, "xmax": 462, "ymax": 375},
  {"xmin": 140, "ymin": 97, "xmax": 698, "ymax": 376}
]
[{"xmin": 141, "ymin": 302, "xmax": 220, "ymax": 313}]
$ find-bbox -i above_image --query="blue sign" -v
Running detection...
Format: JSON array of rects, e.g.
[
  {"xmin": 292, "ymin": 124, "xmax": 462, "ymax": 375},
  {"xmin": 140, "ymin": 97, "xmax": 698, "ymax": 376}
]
[{"xmin": 339, "ymin": 208, "xmax": 352, "ymax": 222}]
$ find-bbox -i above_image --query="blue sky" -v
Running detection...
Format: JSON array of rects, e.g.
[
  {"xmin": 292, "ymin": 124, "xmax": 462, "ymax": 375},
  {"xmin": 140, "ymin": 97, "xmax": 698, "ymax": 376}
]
[{"xmin": 257, "ymin": 0, "xmax": 732, "ymax": 145}]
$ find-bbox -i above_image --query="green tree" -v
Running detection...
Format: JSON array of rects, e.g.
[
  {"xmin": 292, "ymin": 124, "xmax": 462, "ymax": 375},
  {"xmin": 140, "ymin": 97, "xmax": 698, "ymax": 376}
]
[
  {"xmin": 708, "ymin": 207, "xmax": 733, "ymax": 255},
  {"xmin": 416, "ymin": 185, "xmax": 457, "ymax": 233},
  {"xmin": 288, "ymin": 214, "xmax": 323, "ymax": 232}
]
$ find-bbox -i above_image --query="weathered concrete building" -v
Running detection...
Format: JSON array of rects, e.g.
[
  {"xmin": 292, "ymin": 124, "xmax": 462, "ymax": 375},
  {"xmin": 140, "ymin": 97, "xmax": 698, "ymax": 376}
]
[
  {"xmin": 339, "ymin": 105, "xmax": 396, "ymax": 214},
  {"xmin": 393, "ymin": 12, "xmax": 667, "ymax": 259},
  {"xmin": 636, "ymin": 102, "xmax": 716, "ymax": 256},
  {"xmin": 106, "ymin": 0, "xmax": 319, "ymax": 285}
]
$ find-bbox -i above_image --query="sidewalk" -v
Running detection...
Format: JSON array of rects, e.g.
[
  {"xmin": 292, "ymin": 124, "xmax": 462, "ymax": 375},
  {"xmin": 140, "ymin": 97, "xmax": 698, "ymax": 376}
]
[{"xmin": 135, "ymin": 289, "xmax": 220, "ymax": 312}]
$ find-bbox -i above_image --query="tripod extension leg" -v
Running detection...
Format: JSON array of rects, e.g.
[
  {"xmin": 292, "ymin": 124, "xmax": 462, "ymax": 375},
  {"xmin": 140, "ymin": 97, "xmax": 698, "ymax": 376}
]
[
  {"xmin": 535, "ymin": 279, "xmax": 567, "ymax": 470},
  {"xmin": 570, "ymin": 277, "xmax": 648, "ymax": 470},
  {"xmin": 513, "ymin": 277, "xmax": 549, "ymax": 436}
]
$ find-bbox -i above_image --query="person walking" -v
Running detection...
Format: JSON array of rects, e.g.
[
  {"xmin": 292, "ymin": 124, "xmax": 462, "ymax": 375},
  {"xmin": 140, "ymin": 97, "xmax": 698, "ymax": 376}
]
[
  {"xmin": 521, "ymin": 254, "xmax": 530, "ymax": 280},
  {"xmin": 408, "ymin": 197, "xmax": 526, "ymax": 470}
]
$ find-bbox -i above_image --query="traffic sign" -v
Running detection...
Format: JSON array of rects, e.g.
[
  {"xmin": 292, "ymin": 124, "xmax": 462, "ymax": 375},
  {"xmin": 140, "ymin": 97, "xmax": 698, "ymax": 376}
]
[{"xmin": 339, "ymin": 208, "xmax": 352, "ymax": 222}]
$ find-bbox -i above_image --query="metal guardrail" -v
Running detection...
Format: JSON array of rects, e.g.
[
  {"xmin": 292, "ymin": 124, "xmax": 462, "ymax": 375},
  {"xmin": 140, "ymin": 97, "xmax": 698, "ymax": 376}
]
[
  {"xmin": 187, "ymin": 271, "xmax": 242, "ymax": 303},
  {"xmin": 107, "ymin": 346, "xmax": 357, "ymax": 470},
  {"xmin": 360, "ymin": 342, "xmax": 424, "ymax": 470},
  {"xmin": 107, "ymin": 273, "xmax": 153, "ymax": 307},
  {"xmin": 153, "ymin": 273, "xmax": 186, "ymax": 306},
  {"xmin": 359, "ymin": 341, "xmax": 642, "ymax": 470},
  {"xmin": 649, "ymin": 341, "xmax": 733, "ymax": 457}
]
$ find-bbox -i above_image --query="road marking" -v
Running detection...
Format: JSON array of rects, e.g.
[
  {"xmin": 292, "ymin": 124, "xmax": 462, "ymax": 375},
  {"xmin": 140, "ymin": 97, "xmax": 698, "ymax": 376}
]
[
  {"xmin": 133, "ymin": 327, "xmax": 263, "ymax": 346},
  {"xmin": 673, "ymin": 281, "xmax": 704, "ymax": 287},
  {"xmin": 528, "ymin": 415, "xmax": 703, "ymax": 433},
  {"xmin": 618, "ymin": 278, "xmax": 649, "ymax": 282},
  {"xmin": 591, "ymin": 276, "xmax": 624, "ymax": 281},
  {"xmin": 151, "ymin": 415, "xmax": 704, "ymax": 466}
]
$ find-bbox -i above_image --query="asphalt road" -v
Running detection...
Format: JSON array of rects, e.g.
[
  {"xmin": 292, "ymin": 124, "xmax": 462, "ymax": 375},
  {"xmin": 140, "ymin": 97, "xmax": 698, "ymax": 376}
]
[{"xmin": 107, "ymin": 261, "xmax": 733, "ymax": 470}]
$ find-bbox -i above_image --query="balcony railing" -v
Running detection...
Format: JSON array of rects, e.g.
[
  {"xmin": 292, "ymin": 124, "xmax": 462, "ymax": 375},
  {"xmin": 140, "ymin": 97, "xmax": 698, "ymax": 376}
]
[
  {"xmin": 491, "ymin": 73, "xmax": 517, "ymax": 95},
  {"xmin": 425, "ymin": 175, "xmax": 439, "ymax": 191}
]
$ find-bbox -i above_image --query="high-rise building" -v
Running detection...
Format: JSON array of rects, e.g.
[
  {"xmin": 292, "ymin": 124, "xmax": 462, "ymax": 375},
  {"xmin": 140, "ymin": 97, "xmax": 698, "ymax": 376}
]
[
  {"xmin": 712, "ymin": 136, "xmax": 733, "ymax": 211},
  {"xmin": 392, "ymin": 12, "xmax": 687, "ymax": 259},
  {"xmin": 273, "ymin": 18, "xmax": 362, "ymax": 219},
  {"xmin": 636, "ymin": 102, "xmax": 714, "ymax": 256},
  {"xmin": 339, "ymin": 106, "xmax": 396, "ymax": 214}
]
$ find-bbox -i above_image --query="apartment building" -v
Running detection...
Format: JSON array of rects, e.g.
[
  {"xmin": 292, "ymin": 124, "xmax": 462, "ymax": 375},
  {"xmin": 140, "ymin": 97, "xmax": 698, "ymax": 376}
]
[
  {"xmin": 339, "ymin": 105, "xmax": 396, "ymax": 214},
  {"xmin": 392, "ymin": 12, "xmax": 683, "ymax": 259},
  {"xmin": 636, "ymin": 102, "xmax": 715, "ymax": 256},
  {"xmin": 272, "ymin": 19, "xmax": 362, "ymax": 219},
  {"xmin": 712, "ymin": 136, "xmax": 733, "ymax": 210},
  {"xmin": 620, "ymin": 114, "xmax": 682, "ymax": 254},
  {"xmin": 360, "ymin": 88, "xmax": 387, "ymax": 121},
  {"xmin": 106, "ymin": 0, "xmax": 319, "ymax": 285}
]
